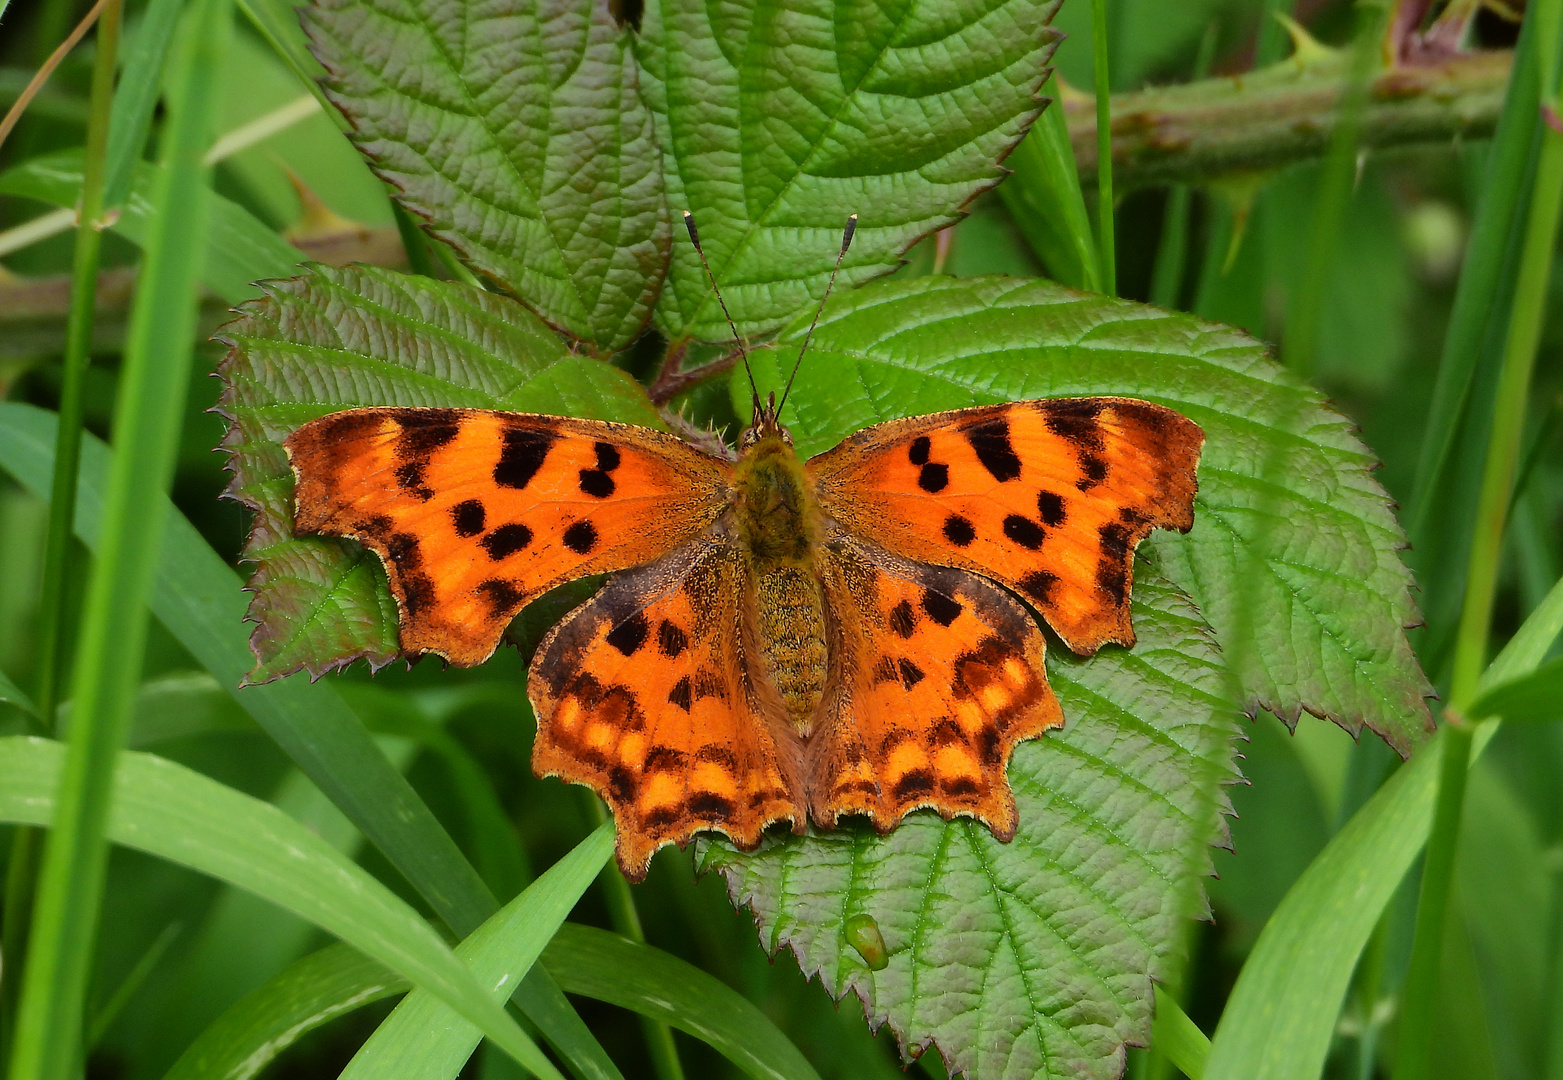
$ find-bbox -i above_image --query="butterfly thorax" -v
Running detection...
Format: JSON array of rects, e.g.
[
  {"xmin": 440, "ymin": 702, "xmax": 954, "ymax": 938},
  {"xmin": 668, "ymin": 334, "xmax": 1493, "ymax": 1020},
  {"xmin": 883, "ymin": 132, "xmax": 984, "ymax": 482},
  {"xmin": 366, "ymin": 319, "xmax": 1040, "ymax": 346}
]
[{"xmin": 732, "ymin": 427, "xmax": 829, "ymax": 733}]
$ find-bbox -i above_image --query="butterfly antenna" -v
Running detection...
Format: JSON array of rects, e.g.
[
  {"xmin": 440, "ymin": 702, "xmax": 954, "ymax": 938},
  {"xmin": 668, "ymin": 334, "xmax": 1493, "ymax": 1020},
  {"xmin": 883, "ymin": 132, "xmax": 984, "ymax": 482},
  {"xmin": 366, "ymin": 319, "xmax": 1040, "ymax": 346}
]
[
  {"xmin": 682, "ymin": 211, "xmax": 759, "ymax": 416},
  {"xmin": 777, "ymin": 214, "xmax": 857, "ymax": 418}
]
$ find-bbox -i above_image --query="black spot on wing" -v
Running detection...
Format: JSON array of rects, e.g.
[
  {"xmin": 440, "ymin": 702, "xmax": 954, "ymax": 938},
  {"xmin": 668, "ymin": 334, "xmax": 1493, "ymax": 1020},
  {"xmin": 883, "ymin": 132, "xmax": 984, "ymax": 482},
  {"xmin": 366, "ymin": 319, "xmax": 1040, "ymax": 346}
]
[
  {"xmin": 562, "ymin": 520, "xmax": 597, "ymax": 554},
  {"xmin": 1037, "ymin": 490, "xmax": 1066, "ymax": 526},
  {"xmin": 897, "ymin": 658, "xmax": 925, "ymax": 689},
  {"xmin": 476, "ymin": 578, "xmax": 525, "ymax": 616},
  {"xmin": 605, "ymin": 612, "xmax": 650, "ymax": 656},
  {"xmin": 1019, "ymin": 570, "xmax": 1057, "ymax": 605},
  {"xmin": 687, "ymin": 792, "xmax": 737, "ymax": 823},
  {"xmin": 594, "ymin": 442, "xmax": 621, "ymax": 472},
  {"xmin": 1077, "ymin": 455, "xmax": 1109, "ymax": 491},
  {"xmin": 385, "ymin": 532, "xmax": 422, "ymax": 570},
  {"xmin": 931, "ymin": 719, "xmax": 966, "ymax": 747},
  {"xmin": 892, "ymin": 770, "xmax": 936, "ymax": 801},
  {"xmin": 481, "ymin": 523, "xmax": 533, "ymax": 560},
  {"xmin": 1096, "ymin": 522, "xmax": 1131, "ymax": 605},
  {"xmin": 394, "ymin": 413, "xmax": 460, "ymax": 457},
  {"xmin": 1002, "ymin": 515, "xmax": 1045, "ymax": 550},
  {"xmin": 908, "ymin": 436, "xmax": 931, "ymax": 465},
  {"xmin": 873, "ymin": 656, "xmax": 900, "ymax": 684},
  {"xmin": 943, "ymin": 776, "xmax": 981, "ymax": 797},
  {"xmin": 394, "ymin": 461, "xmax": 433, "ymax": 501},
  {"xmin": 607, "ymin": 765, "xmax": 637, "ymax": 803},
  {"xmin": 657, "ymin": 620, "xmax": 688, "ymax": 658},
  {"xmin": 451, "ymin": 499, "xmax": 486, "ymax": 537},
  {"xmin": 1043, "ymin": 399, "xmax": 1105, "ymax": 449},
  {"xmin": 942, "ymin": 515, "xmax": 976, "ymax": 547},
  {"xmin": 966, "ymin": 418, "xmax": 1022, "ymax": 482},
  {"xmin": 494, "ymin": 428, "xmax": 555, "ymax": 489},
  {"xmin": 646, "ymin": 746, "xmax": 687, "ymax": 771},
  {"xmin": 922, "ymin": 588, "xmax": 963, "ymax": 627},
  {"xmin": 400, "ymin": 572, "xmax": 436, "ymax": 617},
  {"xmin": 578, "ymin": 468, "xmax": 615, "ymax": 498},
  {"xmin": 918, "ymin": 463, "xmax": 949, "ymax": 493},
  {"xmin": 354, "ymin": 514, "xmax": 394, "ymax": 539},
  {"xmin": 668, "ymin": 676, "xmax": 692, "ymax": 711},
  {"xmin": 888, "ymin": 600, "xmax": 916, "ymax": 639}
]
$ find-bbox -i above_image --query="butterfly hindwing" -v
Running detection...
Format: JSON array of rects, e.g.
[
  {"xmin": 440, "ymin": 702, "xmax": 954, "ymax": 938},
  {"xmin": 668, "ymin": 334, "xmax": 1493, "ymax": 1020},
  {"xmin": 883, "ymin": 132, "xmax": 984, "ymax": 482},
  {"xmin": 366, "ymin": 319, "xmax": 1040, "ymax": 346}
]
[
  {"xmin": 808, "ymin": 537, "xmax": 1064, "ymax": 837},
  {"xmin": 808, "ymin": 398, "xmax": 1202, "ymax": 654},
  {"xmin": 529, "ymin": 538, "xmax": 806, "ymax": 879},
  {"xmin": 286, "ymin": 407, "xmax": 730, "ymax": 665}
]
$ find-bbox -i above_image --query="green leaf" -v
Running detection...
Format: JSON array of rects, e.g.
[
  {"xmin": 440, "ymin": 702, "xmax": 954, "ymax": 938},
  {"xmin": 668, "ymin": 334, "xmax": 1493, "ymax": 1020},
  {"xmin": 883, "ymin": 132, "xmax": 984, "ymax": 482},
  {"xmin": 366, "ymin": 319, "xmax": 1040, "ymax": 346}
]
[
  {"xmin": 1203, "ymin": 573, "xmax": 1563, "ymax": 1080},
  {"xmin": 750, "ymin": 275, "xmax": 1434, "ymax": 755},
  {"xmin": 0, "ymin": 150, "xmax": 300, "ymax": 303},
  {"xmin": 703, "ymin": 571, "xmax": 1238, "ymax": 1080},
  {"xmin": 304, "ymin": 0, "xmax": 669, "ymax": 351},
  {"xmin": 543, "ymin": 924, "xmax": 823, "ymax": 1080},
  {"xmin": 340, "ymin": 824, "xmax": 613, "ymax": 1079},
  {"xmin": 214, "ymin": 264, "xmax": 663, "ymax": 680},
  {"xmin": 0, "ymin": 736, "xmax": 558, "ymax": 1079},
  {"xmin": 162, "ymin": 943, "xmax": 410, "ymax": 1080},
  {"xmin": 1467, "ymin": 656, "xmax": 1563, "ymax": 723},
  {"xmin": 996, "ymin": 75, "xmax": 1100, "ymax": 292},
  {"xmin": 638, "ymin": 0, "xmax": 1063, "ymax": 342}
]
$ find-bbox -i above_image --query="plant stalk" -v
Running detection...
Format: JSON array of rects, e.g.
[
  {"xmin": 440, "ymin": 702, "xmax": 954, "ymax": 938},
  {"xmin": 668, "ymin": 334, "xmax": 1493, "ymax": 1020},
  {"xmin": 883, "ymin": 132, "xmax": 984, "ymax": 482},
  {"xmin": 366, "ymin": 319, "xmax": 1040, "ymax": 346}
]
[
  {"xmin": 578, "ymin": 793, "xmax": 685, "ymax": 1080},
  {"xmin": 1283, "ymin": 0, "xmax": 1391, "ymax": 377},
  {"xmin": 6, "ymin": 0, "xmax": 233, "ymax": 1071},
  {"xmin": 1, "ymin": 0, "xmax": 122, "ymax": 1061},
  {"xmin": 1090, "ymin": 0, "xmax": 1116, "ymax": 295},
  {"xmin": 1395, "ymin": 1, "xmax": 1563, "ymax": 1074}
]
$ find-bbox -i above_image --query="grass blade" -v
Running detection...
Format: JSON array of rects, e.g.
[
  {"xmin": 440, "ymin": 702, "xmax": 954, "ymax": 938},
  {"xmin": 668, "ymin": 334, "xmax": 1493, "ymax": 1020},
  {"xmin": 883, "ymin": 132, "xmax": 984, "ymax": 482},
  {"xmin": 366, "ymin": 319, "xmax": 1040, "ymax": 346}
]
[
  {"xmin": 1395, "ymin": 4, "xmax": 1563, "ymax": 1072},
  {"xmin": 1152, "ymin": 987, "xmax": 1209, "ymax": 1080},
  {"xmin": 1204, "ymin": 572, "xmax": 1563, "ymax": 1080},
  {"xmin": 101, "ymin": 0, "xmax": 183, "ymax": 208},
  {"xmin": 1090, "ymin": 0, "xmax": 1116, "ymax": 294},
  {"xmin": 161, "ymin": 943, "xmax": 409, "ymax": 1080},
  {"xmin": 8, "ymin": 0, "xmax": 232, "ymax": 1072},
  {"xmin": 0, "ymin": 404, "xmax": 624, "ymax": 1080},
  {"xmin": 998, "ymin": 74, "xmax": 1101, "ymax": 292},
  {"xmin": 543, "ymin": 924, "xmax": 822, "ymax": 1080},
  {"xmin": 1281, "ymin": 0, "xmax": 1390, "ymax": 377},
  {"xmin": 341, "ymin": 824, "xmax": 613, "ymax": 1079},
  {"xmin": 1407, "ymin": 9, "xmax": 1558, "ymax": 536},
  {"xmin": 0, "ymin": 737, "xmax": 556, "ymax": 1078},
  {"xmin": 1467, "ymin": 656, "xmax": 1563, "ymax": 722}
]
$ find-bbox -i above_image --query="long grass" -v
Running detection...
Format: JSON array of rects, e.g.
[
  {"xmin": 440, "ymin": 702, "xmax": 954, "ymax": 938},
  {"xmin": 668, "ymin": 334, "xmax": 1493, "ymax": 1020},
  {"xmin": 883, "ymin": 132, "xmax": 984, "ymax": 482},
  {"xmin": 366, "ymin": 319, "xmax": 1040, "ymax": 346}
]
[{"xmin": 7, "ymin": 0, "xmax": 232, "ymax": 1072}]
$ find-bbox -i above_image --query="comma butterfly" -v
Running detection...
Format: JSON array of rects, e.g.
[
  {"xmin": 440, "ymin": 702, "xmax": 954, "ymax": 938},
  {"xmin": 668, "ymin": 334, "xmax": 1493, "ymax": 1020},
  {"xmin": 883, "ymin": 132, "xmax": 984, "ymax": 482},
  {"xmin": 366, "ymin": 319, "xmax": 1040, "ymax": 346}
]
[{"xmin": 284, "ymin": 215, "xmax": 1205, "ymax": 880}]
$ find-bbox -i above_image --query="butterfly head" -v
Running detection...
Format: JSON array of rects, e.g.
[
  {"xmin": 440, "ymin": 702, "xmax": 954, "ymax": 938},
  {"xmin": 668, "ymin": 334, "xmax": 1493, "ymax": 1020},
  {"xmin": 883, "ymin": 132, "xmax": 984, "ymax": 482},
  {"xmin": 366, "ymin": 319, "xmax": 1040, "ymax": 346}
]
[{"xmin": 740, "ymin": 391, "xmax": 794, "ymax": 451}]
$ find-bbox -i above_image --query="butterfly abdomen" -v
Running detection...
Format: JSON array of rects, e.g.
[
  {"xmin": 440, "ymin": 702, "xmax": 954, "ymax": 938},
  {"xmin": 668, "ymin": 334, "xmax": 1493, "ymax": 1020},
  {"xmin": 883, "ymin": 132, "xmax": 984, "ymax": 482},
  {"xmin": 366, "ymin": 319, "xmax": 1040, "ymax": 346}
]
[
  {"xmin": 754, "ymin": 565, "xmax": 828, "ymax": 729},
  {"xmin": 733, "ymin": 431, "xmax": 831, "ymax": 731}
]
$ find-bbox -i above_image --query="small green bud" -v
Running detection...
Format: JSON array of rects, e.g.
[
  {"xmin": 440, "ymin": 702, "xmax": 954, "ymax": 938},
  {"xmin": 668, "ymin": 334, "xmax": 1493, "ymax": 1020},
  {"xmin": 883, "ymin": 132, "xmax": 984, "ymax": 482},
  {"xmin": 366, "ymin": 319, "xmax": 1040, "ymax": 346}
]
[{"xmin": 844, "ymin": 913, "xmax": 889, "ymax": 971}]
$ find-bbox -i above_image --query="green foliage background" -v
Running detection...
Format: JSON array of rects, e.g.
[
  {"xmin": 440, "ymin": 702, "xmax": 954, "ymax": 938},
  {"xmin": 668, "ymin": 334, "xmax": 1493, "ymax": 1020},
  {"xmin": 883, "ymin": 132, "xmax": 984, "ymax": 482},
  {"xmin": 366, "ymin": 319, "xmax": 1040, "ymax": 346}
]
[{"xmin": 0, "ymin": 0, "xmax": 1560, "ymax": 1079}]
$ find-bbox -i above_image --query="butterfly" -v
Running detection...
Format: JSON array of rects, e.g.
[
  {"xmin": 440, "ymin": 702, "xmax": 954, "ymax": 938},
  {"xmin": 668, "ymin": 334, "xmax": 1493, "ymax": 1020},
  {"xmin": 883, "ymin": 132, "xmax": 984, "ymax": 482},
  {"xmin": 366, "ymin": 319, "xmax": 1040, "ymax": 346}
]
[{"xmin": 284, "ymin": 214, "xmax": 1205, "ymax": 880}]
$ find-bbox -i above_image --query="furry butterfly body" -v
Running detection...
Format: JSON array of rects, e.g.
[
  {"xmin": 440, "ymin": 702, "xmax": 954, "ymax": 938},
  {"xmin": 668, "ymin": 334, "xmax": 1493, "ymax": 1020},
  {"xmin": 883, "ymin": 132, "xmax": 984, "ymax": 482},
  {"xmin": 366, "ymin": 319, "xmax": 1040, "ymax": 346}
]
[{"xmin": 286, "ymin": 396, "xmax": 1202, "ymax": 878}]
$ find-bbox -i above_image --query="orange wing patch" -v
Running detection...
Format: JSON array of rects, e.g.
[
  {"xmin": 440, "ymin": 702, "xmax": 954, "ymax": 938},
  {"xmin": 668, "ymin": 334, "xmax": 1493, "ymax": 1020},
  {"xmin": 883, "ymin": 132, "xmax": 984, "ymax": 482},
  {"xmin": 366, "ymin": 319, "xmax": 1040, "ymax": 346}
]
[
  {"xmin": 286, "ymin": 408, "xmax": 730, "ymax": 665},
  {"xmin": 808, "ymin": 398, "xmax": 1202, "ymax": 654},
  {"xmin": 529, "ymin": 540, "xmax": 805, "ymax": 879},
  {"xmin": 807, "ymin": 538, "xmax": 1064, "ymax": 838}
]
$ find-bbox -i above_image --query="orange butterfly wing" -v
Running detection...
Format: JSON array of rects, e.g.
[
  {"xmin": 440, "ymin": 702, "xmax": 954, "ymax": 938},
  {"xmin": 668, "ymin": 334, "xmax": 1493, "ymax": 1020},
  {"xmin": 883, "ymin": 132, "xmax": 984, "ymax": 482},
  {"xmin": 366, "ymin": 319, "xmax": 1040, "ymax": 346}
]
[
  {"xmin": 807, "ymin": 537, "xmax": 1063, "ymax": 837},
  {"xmin": 808, "ymin": 398, "xmax": 1202, "ymax": 654},
  {"xmin": 529, "ymin": 539, "xmax": 805, "ymax": 879},
  {"xmin": 286, "ymin": 408, "xmax": 730, "ymax": 665}
]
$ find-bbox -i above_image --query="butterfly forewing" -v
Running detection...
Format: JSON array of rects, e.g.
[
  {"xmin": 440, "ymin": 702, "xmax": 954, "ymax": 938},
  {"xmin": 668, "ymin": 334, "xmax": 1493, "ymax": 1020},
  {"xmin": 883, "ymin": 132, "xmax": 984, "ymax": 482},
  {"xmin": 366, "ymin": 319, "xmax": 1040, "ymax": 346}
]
[
  {"xmin": 807, "ymin": 399, "xmax": 1203, "ymax": 655},
  {"xmin": 529, "ymin": 539, "xmax": 806, "ymax": 880},
  {"xmin": 286, "ymin": 407, "xmax": 731, "ymax": 665}
]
